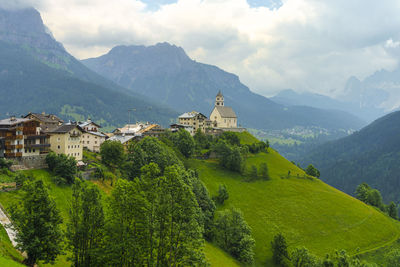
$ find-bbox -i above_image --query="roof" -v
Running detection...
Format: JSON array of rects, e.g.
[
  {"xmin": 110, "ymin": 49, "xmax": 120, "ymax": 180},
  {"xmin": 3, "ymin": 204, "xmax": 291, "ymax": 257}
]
[
  {"xmin": 49, "ymin": 124, "xmax": 83, "ymax": 134},
  {"xmin": 113, "ymin": 123, "xmax": 150, "ymax": 134},
  {"xmin": 78, "ymin": 120, "xmax": 101, "ymax": 129},
  {"xmin": 85, "ymin": 131, "xmax": 106, "ymax": 137},
  {"xmin": 216, "ymin": 90, "xmax": 223, "ymax": 97},
  {"xmin": 0, "ymin": 117, "xmax": 31, "ymax": 126},
  {"xmin": 178, "ymin": 111, "xmax": 207, "ymax": 119},
  {"xmin": 108, "ymin": 134, "xmax": 136, "ymax": 144},
  {"xmin": 25, "ymin": 113, "xmax": 63, "ymax": 124},
  {"xmin": 214, "ymin": 106, "xmax": 237, "ymax": 118}
]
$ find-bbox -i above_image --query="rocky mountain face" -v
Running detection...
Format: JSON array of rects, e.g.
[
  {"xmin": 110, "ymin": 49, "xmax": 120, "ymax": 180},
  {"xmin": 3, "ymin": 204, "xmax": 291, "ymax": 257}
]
[
  {"xmin": 83, "ymin": 43, "xmax": 366, "ymax": 131},
  {"xmin": 0, "ymin": 7, "xmax": 177, "ymax": 127}
]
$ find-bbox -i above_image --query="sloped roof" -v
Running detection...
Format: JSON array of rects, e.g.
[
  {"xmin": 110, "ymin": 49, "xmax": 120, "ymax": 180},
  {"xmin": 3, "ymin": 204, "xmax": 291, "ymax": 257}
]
[
  {"xmin": 78, "ymin": 120, "xmax": 101, "ymax": 129},
  {"xmin": 49, "ymin": 124, "xmax": 83, "ymax": 134},
  {"xmin": 216, "ymin": 90, "xmax": 223, "ymax": 97},
  {"xmin": 25, "ymin": 113, "xmax": 63, "ymax": 124},
  {"xmin": 179, "ymin": 111, "xmax": 207, "ymax": 119},
  {"xmin": 214, "ymin": 106, "xmax": 237, "ymax": 118},
  {"xmin": 108, "ymin": 134, "xmax": 136, "ymax": 144},
  {"xmin": 0, "ymin": 117, "xmax": 31, "ymax": 126}
]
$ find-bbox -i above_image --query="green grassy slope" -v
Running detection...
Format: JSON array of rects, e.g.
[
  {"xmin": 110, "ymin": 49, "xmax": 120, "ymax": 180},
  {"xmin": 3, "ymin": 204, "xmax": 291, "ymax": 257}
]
[
  {"xmin": 187, "ymin": 132, "xmax": 400, "ymax": 266},
  {"xmin": 204, "ymin": 242, "xmax": 240, "ymax": 267},
  {"xmin": 0, "ymin": 170, "xmax": 72, "ymax": 267},
  {"xmin": 0, "ymin": 224, "xmax": 24, "ymax": 266}
]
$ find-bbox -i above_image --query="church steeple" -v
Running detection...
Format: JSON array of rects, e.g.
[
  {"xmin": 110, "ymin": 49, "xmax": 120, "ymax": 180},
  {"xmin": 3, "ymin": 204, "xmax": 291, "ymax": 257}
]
[{"xmin": 215, "ymin": 90, "xmax": 224, "ymax": 106}]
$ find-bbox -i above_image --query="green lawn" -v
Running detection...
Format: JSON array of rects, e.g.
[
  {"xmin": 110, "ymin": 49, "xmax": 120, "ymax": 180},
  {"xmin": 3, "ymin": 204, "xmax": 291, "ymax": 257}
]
[
  {"xmin": 204, "ymin": 242, "xmax": 240, "ymax": 267},
  {"xmin": 0, "ymin": 224, "xmax": 24, "ymax": 266},
  {"xmin": 187, "ymin": 133, "xmax": 400, "ymax": 266}
]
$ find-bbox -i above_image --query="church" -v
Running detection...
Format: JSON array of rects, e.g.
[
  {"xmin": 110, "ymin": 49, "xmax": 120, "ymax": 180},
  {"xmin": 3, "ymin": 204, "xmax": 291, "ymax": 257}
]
[{"xmin": 210, "ymin": 91, "xmax": 238, "ymax": 129}]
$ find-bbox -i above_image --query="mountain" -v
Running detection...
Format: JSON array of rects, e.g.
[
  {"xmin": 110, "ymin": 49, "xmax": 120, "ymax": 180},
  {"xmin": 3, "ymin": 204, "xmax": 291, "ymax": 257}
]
[
  {"xmin": 271, "ymin": 89, "xmax": 384, "ymax": 123},
  {"xmin": 300, "ymin": 111, "xmax": 400, "ymax": 202},
  {"xmin": 0, "ymin": 8, "xmax": 177, "ymax": 128},
  {"xmin": 82, "ymin": 44, "xmax": 366, "ymax": 131}
]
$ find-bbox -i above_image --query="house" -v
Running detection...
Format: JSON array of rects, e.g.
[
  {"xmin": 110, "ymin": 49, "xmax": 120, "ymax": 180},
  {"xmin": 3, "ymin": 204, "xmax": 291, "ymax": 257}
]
[
  {"xmin": 178, "ymin": 111, "xmax": 212, "ymax": 135},
  {"xmin": 24, "ymin": 112, "xmax": 64, "ymax": 132},
  {"xmin": 210, "ymin": 91, "xmax": 238, "ymax": 129},
  {"xmin": 48, "ymin": 124, "xmax": 83, "ymax": 161},
  {"xmin": 78, "ymin": 120, "xmax": 107, "ymax": 152},
  {"xmin": 0, "ymin": 117, "xmax": 50, "ymax": 159},
  {"xmin": 108, "ymin": 134, "xmax": 136, "ymax": 151},
  {"xmin": 112, "ymin": 123, "xmax": 164, "ymax": 138}
]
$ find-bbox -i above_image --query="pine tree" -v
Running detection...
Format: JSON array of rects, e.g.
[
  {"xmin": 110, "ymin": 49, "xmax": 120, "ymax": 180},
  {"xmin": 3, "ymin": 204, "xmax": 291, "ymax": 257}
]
[
  {"xmin": 10, "ymin": 179, "xmax": 63, "ymax": 266},
  {"xmin": 67, "ymin": 179, "xmax": 105, "ymax": 267}
]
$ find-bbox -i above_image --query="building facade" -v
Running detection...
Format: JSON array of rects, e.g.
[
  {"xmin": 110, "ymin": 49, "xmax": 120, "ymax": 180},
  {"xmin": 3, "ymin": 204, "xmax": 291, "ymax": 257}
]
[
  {"xmin": 48, "ymin": 124, "xmax": 83, "ymax": 161},
  {"xmin": 210, "ymin": 91, "xmax": 238, "ymax": 128},
  {"xmin": 24, "ymin": 112, "xmax": 64, "ymax": 132},
  {"xmin": 79, "ymin": 120, "xmax": 106, "ymax": 152},
  {"xmin": 178, "ymin": 111, "xmax": 212, "ymax": 135},
  {"xmin": 0, "ymin": 117, "xmax": 50, "ymax": 159}
]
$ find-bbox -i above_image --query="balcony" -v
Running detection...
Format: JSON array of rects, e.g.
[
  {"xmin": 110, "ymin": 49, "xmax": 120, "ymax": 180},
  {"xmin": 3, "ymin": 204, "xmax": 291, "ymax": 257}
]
[
  {"xmin": 4, "ymin": 152, "xmax": 22, "ymax": 158},
  {"xmin": 70, "ymin": 133, "xmax": 81, "ymax": 138},
  {"xmin": 25, "ymin": 143, "xmax": 50, "ymax": 148}
]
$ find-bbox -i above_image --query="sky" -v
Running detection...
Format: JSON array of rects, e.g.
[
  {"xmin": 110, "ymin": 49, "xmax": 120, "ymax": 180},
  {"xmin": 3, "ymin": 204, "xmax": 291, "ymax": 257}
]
[{"xmin": 4, "ymin": 0, "xmax": 400, "ymax": 98}]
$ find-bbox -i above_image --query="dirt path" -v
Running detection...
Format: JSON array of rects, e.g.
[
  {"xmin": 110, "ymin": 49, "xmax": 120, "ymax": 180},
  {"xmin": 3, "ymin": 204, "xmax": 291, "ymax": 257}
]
[{"xmin": 0, "ymin": 205, "xmax": 18, "ymax": 247}]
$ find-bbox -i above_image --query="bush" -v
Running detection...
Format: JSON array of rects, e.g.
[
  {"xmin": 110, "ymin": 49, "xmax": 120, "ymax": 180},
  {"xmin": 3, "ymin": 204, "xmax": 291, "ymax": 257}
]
[
  {"xmin": 249, "ymin": 165, "xmax": 258, "ymax": 179},
  {"xmin": 260, "ymin": 162, "xmax": 270, "ymax": 180},
  {"xmin": 214, "ymin": 208, "xmax": 255, "ymax": 264},
  {"xmin": 271, "ymin": 233, "xmax": 289, "ymax": 266},
  {"xmin": 0, "ymin": 158, "xmax": 12, "ymax": 169},
  {"xmin": 46, "ymin": 152, "xmax": 77, "ymax": 184},
  {"xmin": 214, "ymin": 184, "xmax": 229, "ymax": 205},
  {"xmin": 305, "ymin": 164, "xmax": 320, "ymax": 178}
]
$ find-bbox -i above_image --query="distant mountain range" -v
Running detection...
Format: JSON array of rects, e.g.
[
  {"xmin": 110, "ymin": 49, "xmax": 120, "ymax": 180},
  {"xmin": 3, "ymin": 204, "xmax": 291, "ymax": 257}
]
[
  {"xmin": 82, "ymin": 44, "xmax": 365, "ymax": 131},
  {"xmin": 271, "ymin": 89, "xmax": 385, "ymax": 123},
  {"xmin": 0, "ymin": 8, "xmax": 177, "ymax": 128},
  {"xmin": 300, "ymin": 110, "xmax": 400, "ymax": 202}
]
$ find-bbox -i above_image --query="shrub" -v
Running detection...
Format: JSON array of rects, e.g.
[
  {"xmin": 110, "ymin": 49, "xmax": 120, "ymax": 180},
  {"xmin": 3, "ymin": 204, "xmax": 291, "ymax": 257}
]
[{"xmin": 214, "ymin": 184, "xmax": 229, "ymax": 205}]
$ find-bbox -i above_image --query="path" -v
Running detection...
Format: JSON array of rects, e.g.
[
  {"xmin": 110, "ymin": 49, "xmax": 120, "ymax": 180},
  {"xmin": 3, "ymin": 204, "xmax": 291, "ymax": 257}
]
[{"xmin": 0, "ymin": 205, "xmax": 18, "ymax": 247}]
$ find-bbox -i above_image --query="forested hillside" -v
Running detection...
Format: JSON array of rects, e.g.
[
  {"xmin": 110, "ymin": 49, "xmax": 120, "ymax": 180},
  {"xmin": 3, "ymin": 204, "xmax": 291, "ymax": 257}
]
[
  {"xmin": 0, "ymin": 41, "xmax": 176, "ymax": 128},
  {"xmin": 300, "ymin": 110, "xmax": 400, "ymax": 202}
]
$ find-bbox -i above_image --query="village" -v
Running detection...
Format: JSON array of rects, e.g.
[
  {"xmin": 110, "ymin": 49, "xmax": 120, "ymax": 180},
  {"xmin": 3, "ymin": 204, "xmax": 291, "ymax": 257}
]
[{"xmin": 0, "ymin": 91, "xmax": 245, "ymax": 169}]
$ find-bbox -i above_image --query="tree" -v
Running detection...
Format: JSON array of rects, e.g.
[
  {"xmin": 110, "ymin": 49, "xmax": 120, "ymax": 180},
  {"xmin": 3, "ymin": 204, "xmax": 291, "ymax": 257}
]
[
  {"xmin": 0, "ymin": 157, "xmax": 12, "ymax": 169},
  {"xmin": 10, "ymin": 179, "xmax": 63, "ymax": 266},
  {"xmin": 214, "ymin": 208, "xmax": 255, "ymax": 264},
  {"xmin": 46, "ymin": 152, "xmax": 77, "ymax": 184},
  {"xmin": 194, "ymin": 128, "xmax": 211, "ymax": 149},
  {"xmin": 366, "ymin": 189, "xmax": 384, "ymax": 211},
  {"xmin": 271, "ymin": 233, "xmax": 289, "ymax": 266},
  {"xmin": 260, "ymin": 162, "xmax": 270, "ymax": 180},
  {"xmin": 250, "ymin": 165, "xmax": 258, "ymax": 179},
  {"xmin": 127, "ymin": 137, "xmax": 181, "ymax": 178},
  {"xmin": 385, "ymin": 249, "xmax": 400, "ymax": 267},
  {"xmin": 387, "ymin": 202, "xmax": 398, "ymax": 220},
  {"xmin": 214, "ymin": 184, "xmax": 229, "ymax": 205},
  {"xmin": 305, "ymin": 164, "xmax": 320, "ymax": 178},
  {"xmin": 100, "ymin": 140, "xmax": 125, "ymax": 169},
  {"xmin": 291, "ymin": 247, "xmax": 318, "ymax": 267},
  {"xmin": 104, "ymin": 164, "xmax": 207, "ymax": 266},
  {"xmin": 355, "ymin": 183, "xmax": 371, "ymax": 203},
  {"xmin": 175, "ymin": 129, "xmax": 195, "ymax": 158},
  {"xmin": 67, "ymin": 179, "xmax": 105, "ymax": 267}
]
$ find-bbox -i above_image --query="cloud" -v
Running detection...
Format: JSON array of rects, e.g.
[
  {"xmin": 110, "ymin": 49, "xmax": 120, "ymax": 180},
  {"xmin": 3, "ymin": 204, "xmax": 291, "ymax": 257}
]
[
  {"xmin": 385, "ymin": 39, "xmax": 400, "ymax": 48},
  {"xmin": 21, "ymin": 0, "xmax": 400, "ymax": 98}
]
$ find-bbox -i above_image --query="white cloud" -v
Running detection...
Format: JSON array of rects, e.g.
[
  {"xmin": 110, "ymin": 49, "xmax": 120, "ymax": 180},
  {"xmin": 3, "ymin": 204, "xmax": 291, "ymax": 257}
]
[{"xmin": 23, "ymin": 0, "xmax": 400, "ymax": 97}]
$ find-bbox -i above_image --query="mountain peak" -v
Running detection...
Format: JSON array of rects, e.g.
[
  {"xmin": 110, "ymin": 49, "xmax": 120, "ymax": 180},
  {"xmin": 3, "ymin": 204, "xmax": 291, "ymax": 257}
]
[{"xmin": 0, "ymin": 7, "xmax": 65, "ymax": 53}]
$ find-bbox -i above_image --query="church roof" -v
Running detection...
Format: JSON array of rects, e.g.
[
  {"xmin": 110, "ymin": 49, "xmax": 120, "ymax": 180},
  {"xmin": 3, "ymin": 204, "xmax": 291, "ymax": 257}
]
[
  {"xmin": 216, "ymin": 90, "xmax": 223, "ymax": 97},
  {"xmin": 214, "ymin": 106, "xmax": 237, "ymax": 118}
]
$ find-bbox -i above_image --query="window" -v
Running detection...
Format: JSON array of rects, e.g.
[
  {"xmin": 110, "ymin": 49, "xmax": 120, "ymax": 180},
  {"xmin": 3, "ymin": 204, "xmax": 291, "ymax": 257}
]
[
  {"xmin": 57, "ymin": 145, "xmax": 60, "ymax": 149},
  {"xmin": 25, "ymin": 149, "xmax": 27, "ymax": 153},
  {"xmin": 95, "ymin": 141, "xmax": 97, "ymax": 144},
  {"xmin": 87, "ymin": 141, "xmax": 89, "ymax": 144},
  {"xmin": 68, "ymin": 145, "xmax": 70, "ymax": 149},
  {"xmin": 33, "ymin": 149, "xmax": 35, "ymax": 153},
  {"xmin": 57, "ymin": 137, "xmax": 60, "ymax": 142}
]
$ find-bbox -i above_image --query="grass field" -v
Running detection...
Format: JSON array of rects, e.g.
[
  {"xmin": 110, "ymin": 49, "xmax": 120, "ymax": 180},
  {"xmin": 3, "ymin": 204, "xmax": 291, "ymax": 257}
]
[
  {"xmin": 0, "ymin": 132, "xmax": 399, "ymax": 266},
  {"xmin": 187, "ymin": 133, "xmax": 400, "ymax": 266},
  {"xmin": 0, "ymin": 224, "xmax": 24, "ymax": 266}
]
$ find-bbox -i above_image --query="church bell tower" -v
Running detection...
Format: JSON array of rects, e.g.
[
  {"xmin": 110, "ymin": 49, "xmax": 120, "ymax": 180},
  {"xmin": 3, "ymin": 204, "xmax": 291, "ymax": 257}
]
[{"xmin": 215, "ymin": 90, "xmax": 224, "ymax": 106}]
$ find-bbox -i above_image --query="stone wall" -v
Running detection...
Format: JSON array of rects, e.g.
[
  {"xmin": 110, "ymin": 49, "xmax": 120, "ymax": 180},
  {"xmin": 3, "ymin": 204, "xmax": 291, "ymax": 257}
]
[{"xmin": 10, "ymin": 154, "xmax": 48, "ymax": 171}]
